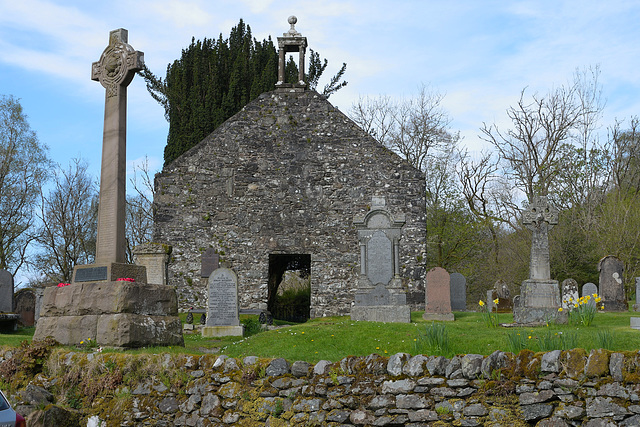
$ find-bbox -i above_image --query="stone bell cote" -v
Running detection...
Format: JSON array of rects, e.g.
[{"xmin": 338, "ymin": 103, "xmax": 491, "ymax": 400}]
[{"xmin": 276, "ymin": 15, "xmax": 308, "ymax": 90}]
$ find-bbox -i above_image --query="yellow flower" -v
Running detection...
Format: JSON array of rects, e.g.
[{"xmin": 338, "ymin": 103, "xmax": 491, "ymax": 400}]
[
  {"xmin": 376, "ymin": 346, "xmax": 380, "ymax": 350},
  {"xmin": 595, "ymin": 296, "xmax": 602, "ymax": 303},
  {"xmin": 558, "ymin": 307, "xmax": 563, "ymax": 312},
  {"xmin": 479, "ymin": 300, "xmax": 485, "ymax": 307},
  {"xmin": 301, "ymin": 331, "xmax": 305, "ymax": 334},
  {"xmin": 80, "ymin": 341, "xmax": 84, "ymax": 344},
  {"xmin": 574, "ymin": 303, "xmax": 579, "ymax": 308},
  {"xmin": 528, "ymin": 336, "xmax": 532, "ymax": 339},
  {"xmin": 493, "ymin": 298, "xmax": 499, "ymax": 305}
]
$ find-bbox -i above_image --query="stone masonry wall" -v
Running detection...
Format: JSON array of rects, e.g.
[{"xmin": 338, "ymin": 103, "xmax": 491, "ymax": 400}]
[
  {"xmin": 5, "ymin": 348, "xmax": 640, "ymax": 426},
  {"xmin": 153, "ymin": 90, "xmax": 427, "ymax": 316}
]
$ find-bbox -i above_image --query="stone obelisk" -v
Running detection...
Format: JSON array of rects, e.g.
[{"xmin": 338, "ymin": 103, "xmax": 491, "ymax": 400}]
[
  {"xmin": 72, "ymin": 28, "xmax": 147, "ymax": 283},
  {"xmin": 513, "ymin": 196, "xmax": 565, "ymax": 324}
]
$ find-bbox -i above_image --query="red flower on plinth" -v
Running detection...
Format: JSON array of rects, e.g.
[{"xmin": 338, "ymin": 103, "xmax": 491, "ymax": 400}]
[
  {"xmin": 116, "ymin": 278, "xmax": 135, "ymax": 282},
  {"xmin": 57, "ymin": 283, "xmax": 71, "ymax": 287}
]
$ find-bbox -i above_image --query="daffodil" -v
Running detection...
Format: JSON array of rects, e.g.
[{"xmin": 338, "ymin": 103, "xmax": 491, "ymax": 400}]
[
  {"xmin": 493, "ymin": 298, "xmax": 499, "ymax": 305},
  {"xmin": 558, "ymin": 307, "xmax": 563, "ymax": 312},
  {"xmin": 479, "ymin": 300, "xmax": 485, "ymax": 307}
]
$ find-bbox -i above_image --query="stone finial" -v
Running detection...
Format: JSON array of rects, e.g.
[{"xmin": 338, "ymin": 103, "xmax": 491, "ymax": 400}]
[{"xmin": 286, "ymin": 16, "xmax": 301, "ymax": 36}]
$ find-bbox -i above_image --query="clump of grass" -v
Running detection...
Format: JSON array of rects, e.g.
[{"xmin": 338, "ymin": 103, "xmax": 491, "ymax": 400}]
[
  {"xmin": 414, "ymin": 322, "xmax": 451, "ymax": 357},
  {"xmin": 506, "ymin": 330, "xmax": 528, "ymax": 354},
  {"xmin": 595, "ymin": 329, "xmax": 614, "ymax": 349},
  {"xmin": 478, "ymin": 299, "xmax": 499, "ymax": 328}
]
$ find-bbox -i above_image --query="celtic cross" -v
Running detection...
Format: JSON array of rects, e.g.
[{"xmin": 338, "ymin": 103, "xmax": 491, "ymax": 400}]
[
  {"xmin": 91, "ymin": 29, "xmax": 143, "ymax": 264},
  {"xmin": 522, "ymin": 196, "xmax": 559, "ymax": 281}
]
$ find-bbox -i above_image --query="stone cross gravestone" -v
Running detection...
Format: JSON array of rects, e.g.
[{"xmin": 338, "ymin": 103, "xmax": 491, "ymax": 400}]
[
  {"xmin": 0, "ymin": 269, "xmax": 13, "ymax": 313},
  {"xmin": 351, "ymin": 197, "xmax": 410, "ymax": 323},
  {"xmin": 202, "ymin": 268, "xmax": 244, "ymax": 337},
  {"xmin": 449, "ymin": 272, "xmax": 466, "ymax": 311},
  {"xmin": 561, "ymin": 278, "xmax": 580, "ymax": 309},
  {"xmin": 423, "ymin": 267, "xmax": 454, "ymax": 321},
  {"xmin": 582, "ymin": 283, "xmax": 598, "ymax": 308},
  {"xmin": 598, "ymin": 255, "xmax": 627, "ymax": 311},
  {"xmin": 514, "ymin": 196, "xmax": 564, "ymax": 324}
]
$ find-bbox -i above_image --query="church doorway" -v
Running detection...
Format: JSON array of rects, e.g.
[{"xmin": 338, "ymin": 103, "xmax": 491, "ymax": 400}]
[{"xmin": 267, "ymin": 254, "xmax": 311, "ymax": 322}]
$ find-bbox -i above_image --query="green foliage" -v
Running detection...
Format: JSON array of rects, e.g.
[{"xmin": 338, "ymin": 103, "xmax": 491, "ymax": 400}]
[
  {"xmin": 565, "ymin": 294, "xmax": 602, "ymax": 326},
  {"xmin": 242, "ymin": 317, "xmax": 262, "ymax": 337},
  {"xmin": 0, "ymin": 336, "xmax": 58, "ymax": 387},
  {"xmin": 477, "ymin": 299, "xmax": 498, "ymax": 328},
  {"xmin": 595, "ymin": 329, "xmax": 614, "ymax": 349},
  {"xmin": 413, "ymin": 322, "xmax": 452, "ymax": 357},
  {"xmin": 271, "ymin": 286, "xmax": 311, "ymax": 323},
  {"xmin": 140, "ymin": 19, "xmax": 346, "ymax": 165}
]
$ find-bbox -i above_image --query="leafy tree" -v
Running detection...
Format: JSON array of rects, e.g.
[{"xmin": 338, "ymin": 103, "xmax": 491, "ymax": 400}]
[
  {"xmin": 0, "ymin": 95, "xmax": 51, "ymax": 275},
  {"xmin": 140, "ymin": 19, "xmax": 347, "ymax": 165},
  {"xmin": 34, "ymin": 159, "xmax": 97, "ymax": 283}
]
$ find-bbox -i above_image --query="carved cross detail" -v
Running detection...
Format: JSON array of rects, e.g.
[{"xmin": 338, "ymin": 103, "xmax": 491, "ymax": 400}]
[
  {"xmin": 522, "ymin": 196, "xmax": 559, "ymax": 231},
  {"xmin": 91, "ymin": 29, "xmax": 143, "ymax": 98}
]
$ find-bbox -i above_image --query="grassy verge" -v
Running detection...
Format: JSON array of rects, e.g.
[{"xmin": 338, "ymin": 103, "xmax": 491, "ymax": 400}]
[{"xmin": 1, "ymin": 311, "xmax": 639, "ymax": 363}]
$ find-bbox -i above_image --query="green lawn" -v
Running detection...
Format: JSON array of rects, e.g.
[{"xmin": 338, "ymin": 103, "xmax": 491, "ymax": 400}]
[{"xmin": 1, "ymin": 311, "xmax": 639, "ymax": 363}]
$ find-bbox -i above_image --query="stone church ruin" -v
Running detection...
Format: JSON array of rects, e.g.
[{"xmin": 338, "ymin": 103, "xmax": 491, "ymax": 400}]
[{"xmin": 153, "ymin": 18, "xmax": 427, "ymax": 318}]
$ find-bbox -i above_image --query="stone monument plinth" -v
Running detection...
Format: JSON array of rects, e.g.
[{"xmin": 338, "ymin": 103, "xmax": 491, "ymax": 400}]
[
  {"xmin": 33, "ymin": 29, "xmax": 183, "ymax": 348},
  {"xmin": 351, "ymin": 197, "xmax": 411, "ymax": 323},
  {"xmin": 513, "ymin": 196, "xmax": 566, "ymax": 325}
]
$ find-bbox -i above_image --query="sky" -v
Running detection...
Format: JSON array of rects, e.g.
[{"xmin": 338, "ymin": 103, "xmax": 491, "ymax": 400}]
[{"xmin": 1, "ymin": 0, "xmax": 640, "ymax": 186}]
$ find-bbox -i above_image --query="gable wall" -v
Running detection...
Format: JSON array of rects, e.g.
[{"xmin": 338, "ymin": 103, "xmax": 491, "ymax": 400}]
[{"xmin": 153, "ymin": 90, "xmax": 426, "ymax": 316}]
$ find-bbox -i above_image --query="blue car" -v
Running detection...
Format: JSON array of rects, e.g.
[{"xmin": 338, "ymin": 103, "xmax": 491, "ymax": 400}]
[{"xmin": 0, "ymin": 391, "xmax": 25, "ymax": 427}]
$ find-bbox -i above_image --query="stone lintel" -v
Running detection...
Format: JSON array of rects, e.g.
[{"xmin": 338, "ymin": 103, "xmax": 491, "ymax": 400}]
[
  {"xmin": 73, "ymin": 262, "xmax": 147, "ymax": 284},
  {"xmin": 201, "ymin": 325, "xmax": 244, "ymax": 338}
]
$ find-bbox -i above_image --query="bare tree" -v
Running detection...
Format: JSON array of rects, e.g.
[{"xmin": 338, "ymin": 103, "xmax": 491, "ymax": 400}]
[
  {"xmin": 34, "ymin": 159, "xmax": 97, "ymax": 283},
  {"xmin": 125, "ymin": 157, "xmax": 155, "ymax": 262},
  {"xmin": 350, "ymin": 84, "xmax": 456, "ymax": 172},
  {"xmin": 481, "ymin": 67, "xmax": 604, "ymax": 204},
  {"xmin": 0, "ymin": 95, "xmax": 51, "ymax": 275}
]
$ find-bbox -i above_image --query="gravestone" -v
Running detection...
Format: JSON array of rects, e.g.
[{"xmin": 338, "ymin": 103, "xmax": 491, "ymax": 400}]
[
  {"xmin": 133, "ymin": 243, "xmax": 172, "ymax": 285},
  {"xmin": 582, "ymin": 283, "xmax": 598, "ymax": 308},
  {"xmin": 33, "ymin": 29, "xmax": 183, "ymax": 348},
  {"xmin": 351, "ymin": 197, "xmax": 411, "ymax": 323},
  {"xmin": 202, "ymin": 268, "xmax": 244, "ymax": 337},
  {"xmin": 513, "ymin": 196, "xmax": 564, "ymax": 324},
  {"xmin": 423, "ymin": 267, "xmax": 454, "ymax": 321},
  {"xmin": 200, "ymin": 248, "xmax": 219, "ymax": 278},
  {"xmin": 561, "ymin": 278, "xmax": 580, "ymax": 309},
  {"xmin": 634, "ymin": 278, "xmax": 640, "ymax": 312},
  {"xmin": 598, "ymin": 255, "xmax": 627, "ymax": 311},
  {"xmin": 0, "ymin": 269, "xmax": 13, "ymax": 313},
  {"xmin": 13, "ymin": 288, "xmax": 36, "ymax": 327},
  {"xmin": 450, "ymin": 272, "xmax": 466, "ymax": 311},
  {"xmin": 487, "ymin": 280, "xmax": 512, "ymax": 313}
]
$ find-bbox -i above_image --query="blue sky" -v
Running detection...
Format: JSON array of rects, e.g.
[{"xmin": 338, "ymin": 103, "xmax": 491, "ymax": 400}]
[{"xmin": 1, "ymin": 0, "xmax": 640, "ymax": 184}]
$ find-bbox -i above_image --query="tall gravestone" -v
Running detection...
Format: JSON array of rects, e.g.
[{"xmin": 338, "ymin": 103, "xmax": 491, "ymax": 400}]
[
  {"xmin": 33, "ymin": 29, "xmax": 183, "ymax": 348},
  {"xmin": 513, "ymin": 196, "xmax": 565, "ymax": 324},
  {"xmin": 351, "ymin": 197, "xmax": 411, "ymax": 323},
  {"xmin": 582, "ymin": 283, "xmax": 598, "ymax": 308},
  {"xmin": 634, "ymin": 278, "xmax": 640, "ymax": 312},
  {"xmin": 449, "ymin": 272, "xmax": 466, "ymax": 311},
  {"xmin": 0, "ymin": 269, "xmax": 13, "ymax": 313},
  {"xmin": 202, "ymin": 268, "xmax": 244, "ymax": 337},
  {"xmin": 561, "ymin": 278, "xmax": 580, "ymax": 309},
  {"xmin": 423, "ymin": 267, "xmax": 454, "ymax": 321},
  {"xmin": 598, "ymin": 255, "xmax": 627, "ymax": 311},
  {"xmin": 13, "ymin": 288, "xmax": 36, "ymax": 327}
]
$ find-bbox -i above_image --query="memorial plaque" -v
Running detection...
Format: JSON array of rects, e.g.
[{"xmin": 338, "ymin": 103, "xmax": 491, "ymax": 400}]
[
  {"xmin": 74, "ymin": 266, "xmax": 108, "ymax": 282},
  {"xmin": 0, "ymin": 269, "xmax": 13, "ymax": 313},
  {"xmin": 367, "ymin": 230, "xmax": 393, "ymax": 285},
  {"xmin": 206, "ymin": 268, "xmax": 240, "ymax": 327}
]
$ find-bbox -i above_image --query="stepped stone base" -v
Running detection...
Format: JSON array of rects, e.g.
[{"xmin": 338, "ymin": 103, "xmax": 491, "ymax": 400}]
[
  {"xmin": 514, "ymin": 279, "xmax": 566, "ymax": 325},
  {"xmin": 33, "ymin": 281, "xmax": 183, "ymax": 348},
  {"xmin": 351, "ymin": 305, "xmax": 411, "ymax": 323},
  {"xmin": 201, "ymin": 325, "xmax": 244, "ymax": 337}
]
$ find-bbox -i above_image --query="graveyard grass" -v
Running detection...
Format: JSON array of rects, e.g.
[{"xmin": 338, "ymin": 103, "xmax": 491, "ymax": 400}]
[{"xmin": 3, "ymin": 311, "xmax": 640, "ymax": 363}]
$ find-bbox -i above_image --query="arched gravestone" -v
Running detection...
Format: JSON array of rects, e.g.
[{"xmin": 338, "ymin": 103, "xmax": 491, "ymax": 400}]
[
  {"xmin": 423, "ymin": 267, "xmax": 454, "ymax": 321},
  {"xmin": 598, "ymin": 255, "xmax": 627, "ymax": 311},
  {"xmin": 351, "ymin": 196, "xmax": 410, "ymax": 323},
  {"xmin": 561, "ymin": 278, "xmax": 580, "ymax": 309},
  {"xmin": 202, "ymin": 268, "xmax": 244, "ymax": 337},
  {"xmin": 13, "ymin": 288, "xmax": 36, "ymax": 327},
  {"xmin": 582, "ymin": 283, "xmax": 598, "ymax": 308}
]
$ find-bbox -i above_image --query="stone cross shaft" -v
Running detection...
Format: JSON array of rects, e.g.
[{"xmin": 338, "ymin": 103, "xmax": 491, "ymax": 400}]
[
  {"xmin": 91, "ymin": 29, "xmax": 144, "ymax": 264},
  {"xmin": 522, "ymin": 196, "xmax": 559, "ymax": 281}
]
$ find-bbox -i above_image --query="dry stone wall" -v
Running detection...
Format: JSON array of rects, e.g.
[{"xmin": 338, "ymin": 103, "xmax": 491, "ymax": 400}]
[
  {"xmin": 5, "ymin": 348, "xmax": 640, "ymax": 426},
  {"xmin": 153, "ymin": 90, "xmax": 427, "ymax": 316}
]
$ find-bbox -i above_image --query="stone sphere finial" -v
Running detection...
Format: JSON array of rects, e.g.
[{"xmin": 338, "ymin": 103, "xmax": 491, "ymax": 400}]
[
  {"xmin": 286, "ymin": 15, "xmax": 301, "ymax": 36},
  {"xmin": 288, "ymin": 15, "xmax": 297, "ymax": 25}
]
